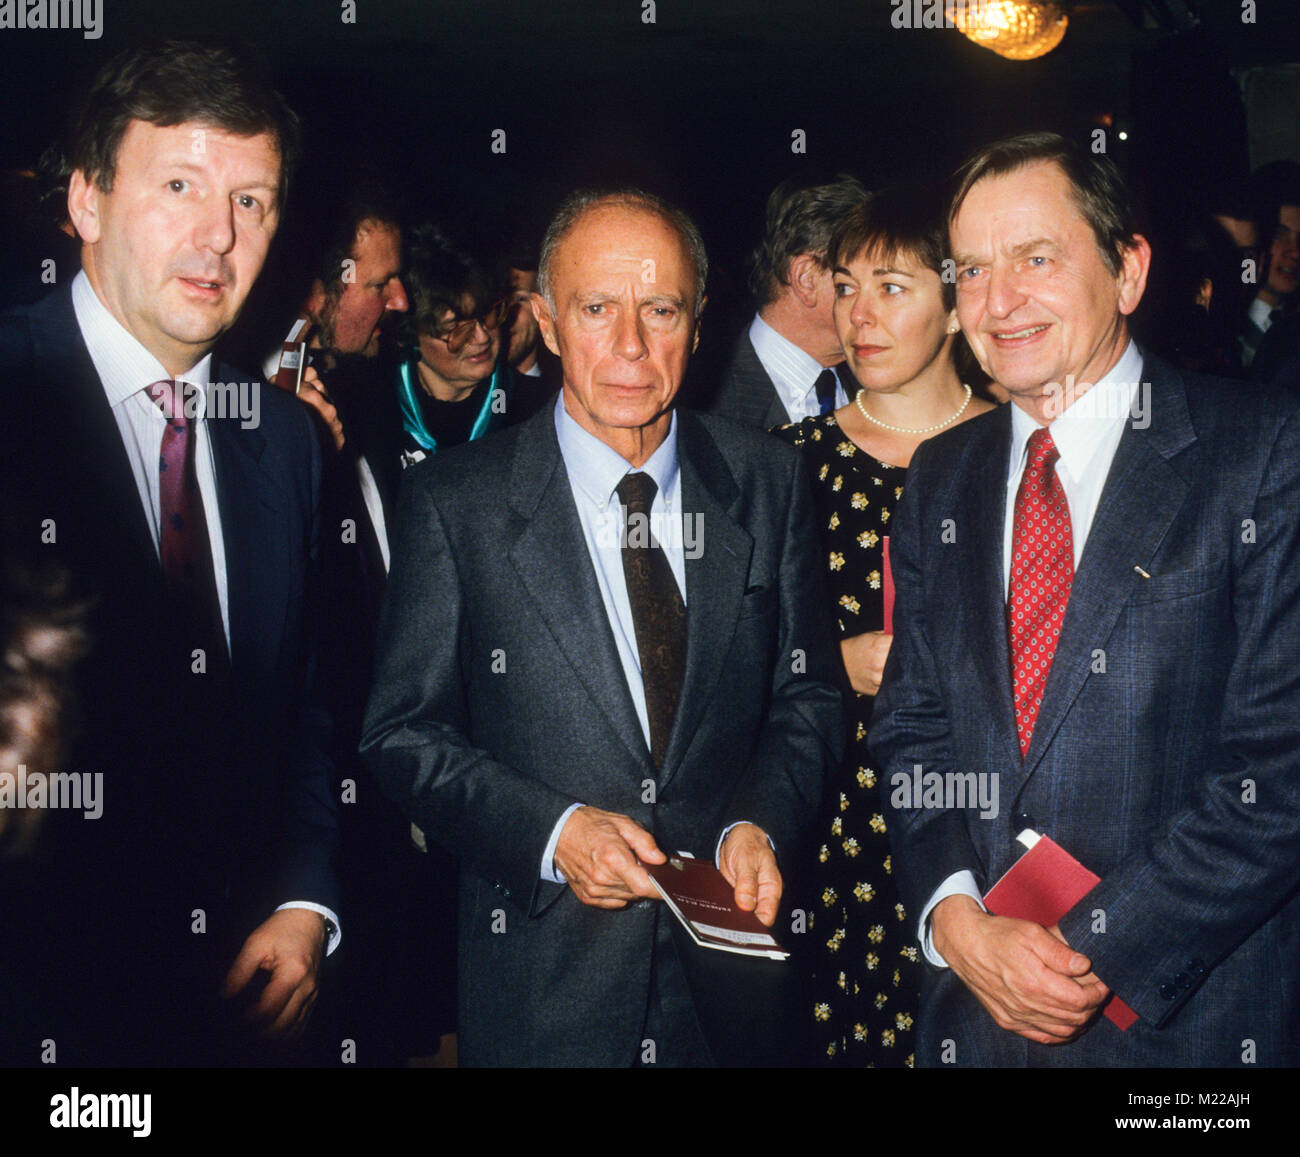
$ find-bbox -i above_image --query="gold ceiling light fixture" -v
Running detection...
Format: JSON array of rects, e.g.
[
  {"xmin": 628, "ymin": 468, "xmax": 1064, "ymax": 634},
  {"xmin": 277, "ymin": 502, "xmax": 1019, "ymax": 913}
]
[{"xmin": 947, "ymin": 1, "xmax": 1070, "ymax": 61}]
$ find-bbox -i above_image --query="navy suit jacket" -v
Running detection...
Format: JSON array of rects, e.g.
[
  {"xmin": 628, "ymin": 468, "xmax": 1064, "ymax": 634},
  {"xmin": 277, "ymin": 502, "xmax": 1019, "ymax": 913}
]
[
  {"xmin": 0, "ymin": 285, "xmax": 338, "ymax": 1064},
  {"xmin": 871, "ymin": 354, "xmax": 1300, "ymax": 1066},
  {"xmin": 361, "ymin": 404, "xmax": 842, "ymax": 1066}
]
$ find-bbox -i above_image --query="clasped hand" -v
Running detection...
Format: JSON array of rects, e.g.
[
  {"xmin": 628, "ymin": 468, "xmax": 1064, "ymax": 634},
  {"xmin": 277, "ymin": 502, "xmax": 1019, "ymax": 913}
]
[{"xmin": 931, "ymin": 895, "xmax": 1110, "ymax": 1044}]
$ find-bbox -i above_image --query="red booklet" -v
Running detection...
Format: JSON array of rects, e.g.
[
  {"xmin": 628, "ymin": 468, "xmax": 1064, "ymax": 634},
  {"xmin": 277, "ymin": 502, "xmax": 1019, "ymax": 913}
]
[
  {"xmin": 984, "ymin": 830, "xmax": 1138, "ymax": 1031},
  {"xmin": 882, "ymin": 535, "xmax": 895, "ymax": 634},
  {"xmin": 644, "ymin": 855, "xmax": 789, "ymax": 960}
]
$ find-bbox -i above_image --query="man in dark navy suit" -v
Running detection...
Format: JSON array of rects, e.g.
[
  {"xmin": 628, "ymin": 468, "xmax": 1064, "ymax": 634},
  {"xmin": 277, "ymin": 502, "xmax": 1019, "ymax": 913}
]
[
  {"xmin": 0, "ymin": 41, "xmax": 339, "ymax": 1065},
  {"xmin": 873, "ymin": 132, "xmax": 1300, "ymax": 1066}
]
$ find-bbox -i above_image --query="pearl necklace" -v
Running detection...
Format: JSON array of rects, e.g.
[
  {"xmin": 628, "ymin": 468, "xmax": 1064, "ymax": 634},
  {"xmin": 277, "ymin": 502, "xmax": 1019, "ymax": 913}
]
[{"xmin": 854, "ymin": 383, "xmax": 972, "ymax": 435}]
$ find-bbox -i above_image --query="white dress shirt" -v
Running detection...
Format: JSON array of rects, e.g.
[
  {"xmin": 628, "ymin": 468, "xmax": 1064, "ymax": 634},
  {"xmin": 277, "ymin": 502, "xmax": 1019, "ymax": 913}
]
[
  {"xmin": 919, "ymin": 342, "xmax": 1144, "ymax": 965},
  {"xmin": 540, "ymin": 394, "xmax": 685, "ymax": 882},
  {"xmin": 749, "ymin": 314, "xmax": 849, "ymax": 423},
  {"xmin": 74, "ymin": 271, "xmax": 340, "ymax": 952},
  {"xmin": 74, "ymin": 271, "xmax": 231, "ymax": 650}
]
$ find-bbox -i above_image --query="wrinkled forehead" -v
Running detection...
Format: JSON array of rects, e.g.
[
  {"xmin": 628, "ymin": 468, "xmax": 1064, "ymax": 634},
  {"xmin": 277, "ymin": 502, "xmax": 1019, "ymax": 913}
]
[
  {"xmin": 117, "ymin": 118, "xmax": 283, "ymax": 182},
  {"xmin": 555, "ymin": 205, "xmax": 696, "ymax": 297}
]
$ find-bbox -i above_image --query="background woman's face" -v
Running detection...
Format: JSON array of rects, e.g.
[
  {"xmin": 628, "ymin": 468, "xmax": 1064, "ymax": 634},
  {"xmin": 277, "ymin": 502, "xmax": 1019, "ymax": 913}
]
[{"xmin": 833, "ymin": 246, "xmax": 954, "ymax": 393}]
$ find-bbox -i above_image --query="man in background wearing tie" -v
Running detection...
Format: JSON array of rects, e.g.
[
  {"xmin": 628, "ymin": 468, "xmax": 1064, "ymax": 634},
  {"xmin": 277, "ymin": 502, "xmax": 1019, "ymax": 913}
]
[
  {"xmin": 709, "ymin": 176, "xmax": 866, "ymax": 429},
  {"xmin": 362, "ymin": 189, "xmax": 842, "ymax": 1066},
  {"xmin": 0, "ymin": 40, "xmax": 339, "ymax": 1065},
  {"xmin": 872, "ymin": 132, "xmax": 1300, "ymax": 1066}
]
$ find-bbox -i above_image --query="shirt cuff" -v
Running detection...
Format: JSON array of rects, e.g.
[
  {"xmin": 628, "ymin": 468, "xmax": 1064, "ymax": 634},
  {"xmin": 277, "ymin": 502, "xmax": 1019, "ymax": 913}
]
[
  {"xmin": 542, "ymin": 802, "xmax": 585, "ymax": 883},
  {"xmin": 275, "ymin": 901, "xmax": 342, "ymax": 955},
  {"xmin": 917, "ymin": 871, "xmax": 985, "ymax": 968},
  {"xmin": 714, "ymin": 821, "xmax": 775, "ymax": 868}
]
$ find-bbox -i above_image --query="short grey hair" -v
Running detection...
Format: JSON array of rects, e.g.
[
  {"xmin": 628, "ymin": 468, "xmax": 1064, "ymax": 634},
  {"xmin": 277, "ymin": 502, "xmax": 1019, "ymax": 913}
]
[{"xmin": 537, "ymin": 188, "xmax": 708, "ymax": 319}]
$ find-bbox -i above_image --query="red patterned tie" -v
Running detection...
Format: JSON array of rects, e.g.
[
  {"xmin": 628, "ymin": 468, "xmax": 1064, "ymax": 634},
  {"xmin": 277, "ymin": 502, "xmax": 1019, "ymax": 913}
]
[
  {"xmin": 145, "ymin": 380, "xmax": 226, "ymax": 665},
  {"xmin": 1008, "ymin": 427, "xmax": 1073, "ymax": 757}
]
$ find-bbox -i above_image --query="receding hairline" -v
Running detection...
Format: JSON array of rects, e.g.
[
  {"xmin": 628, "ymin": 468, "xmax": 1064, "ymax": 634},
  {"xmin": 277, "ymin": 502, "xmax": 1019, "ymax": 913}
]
[{"xmin": 548, "ymin": 197, "xmax": 697, "ymax": 268}]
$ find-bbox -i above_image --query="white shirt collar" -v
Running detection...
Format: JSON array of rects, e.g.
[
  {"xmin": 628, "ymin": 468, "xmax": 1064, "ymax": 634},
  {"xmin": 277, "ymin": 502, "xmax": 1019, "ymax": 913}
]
[
  {"xmin": 1248, "ymin": 295, "xmax": 1278, "ymax": 331},
  {"xmin": 72, "ymin": 270, "xmax": 214, "ymax": 415},
  {"xmin": 749, "ymin": 313, "xmax": 831, "ymax": 411},
  {"xmin": 1008, "ymin": 340, "xmax": 1144, "ymax": 488}
]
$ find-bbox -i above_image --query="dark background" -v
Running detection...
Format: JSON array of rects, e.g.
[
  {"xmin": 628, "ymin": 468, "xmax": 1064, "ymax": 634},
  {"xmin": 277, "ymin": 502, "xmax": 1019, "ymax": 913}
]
[{"xmin": 1, "ymin": 0, "xmax": 1298, "ymax": 368}]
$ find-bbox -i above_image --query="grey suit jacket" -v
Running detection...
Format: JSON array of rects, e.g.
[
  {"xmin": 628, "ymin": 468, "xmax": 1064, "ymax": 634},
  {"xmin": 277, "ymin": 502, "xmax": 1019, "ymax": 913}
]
[
  {"xmin": 709, "ymin": 328, "xmax": 791, "ymax": 430},
  {"xmin": 871, "ymin": 354, "xmax": 1300, "ymax": 1067},
  {"xmin": 360, "ymin": 403, "xmax": 842, "ymax": 1066}
]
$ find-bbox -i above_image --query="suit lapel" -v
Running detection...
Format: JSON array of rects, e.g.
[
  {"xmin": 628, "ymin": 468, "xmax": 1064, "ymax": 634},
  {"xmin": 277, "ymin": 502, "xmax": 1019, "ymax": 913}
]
[
  {"xmin": 207, "ymin": 367, "xmax": 286, "ymax": 679},
  {"xmin": 506, "ymin": 412, "xmax": 654, "ymax": 774},
  {"xmin": 32, "ymin": 288, "xmax": 163, "ymax": 600},
  {"xmin": 659, "ymin": 413, "xmax": 752, "ymax": 789},
  {"xmin": 955, "ymin": 407, "xmax": 1023, "ymax": 773},
  {"xmin": 1020, "ymin": 360, "xmax": 1197, "ymax": 779},
  {"xmin": 732, "ymin": 332, "xmax": 788, "ymax": 429}
]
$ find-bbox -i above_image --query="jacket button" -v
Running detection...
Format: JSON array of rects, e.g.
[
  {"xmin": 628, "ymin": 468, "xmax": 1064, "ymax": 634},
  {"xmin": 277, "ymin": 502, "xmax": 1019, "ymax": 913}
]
[
  {"xmin": 1174, "ymin": 972, "xmax": 1190, "ymax": 989},
  {"xmin": 1012, "ymin": 810, "xmax": 1034, "ymax": 830},
  {"xmin": 1187, "ymin": 958, "xmax": 1205, "ymax": 974},
  {"xmin": 1159, "ymin": 983, "xmax": 1177, "ymax": 1000}
]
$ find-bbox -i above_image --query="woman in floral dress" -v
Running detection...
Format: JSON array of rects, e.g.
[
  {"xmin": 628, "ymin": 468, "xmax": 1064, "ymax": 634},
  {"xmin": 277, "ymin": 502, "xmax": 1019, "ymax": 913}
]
[{"xmin": 773, "ymin": 186, "xmax": 994, "ymax": 1066}]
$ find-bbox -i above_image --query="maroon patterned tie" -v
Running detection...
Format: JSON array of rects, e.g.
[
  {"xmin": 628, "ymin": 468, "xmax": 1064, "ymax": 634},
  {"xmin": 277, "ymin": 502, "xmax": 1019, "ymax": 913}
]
[
  {"xmin": 145, "ymin": 380, "xmax": 226, "ymax": 669},
  {"xmin": 1007, "ymin": 427, "xmax": 1073, "ymax": 758},
  {"xmin": 616, "ymin": 472, "xmax": 687, "ymax": 770}
]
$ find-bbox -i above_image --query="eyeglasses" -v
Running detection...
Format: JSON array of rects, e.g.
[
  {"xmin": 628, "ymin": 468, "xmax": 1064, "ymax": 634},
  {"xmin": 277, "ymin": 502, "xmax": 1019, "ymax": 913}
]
[{"xmin": 428, "ymin": 298, "xmax": 510, "ymax": 352}]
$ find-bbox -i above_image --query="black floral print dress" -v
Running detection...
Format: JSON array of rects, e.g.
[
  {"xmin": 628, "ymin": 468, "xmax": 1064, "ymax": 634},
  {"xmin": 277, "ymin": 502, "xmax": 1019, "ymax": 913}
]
[{"xmin": 773, "ymin": 412, "xmax": 920, "ymax": 1067}]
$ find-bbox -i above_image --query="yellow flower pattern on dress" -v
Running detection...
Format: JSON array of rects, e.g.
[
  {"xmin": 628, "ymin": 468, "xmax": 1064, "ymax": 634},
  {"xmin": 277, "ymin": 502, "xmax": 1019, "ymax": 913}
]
[{"xmin": 768, "ymin": 411, "xmax": 917, "ymax": 1068}]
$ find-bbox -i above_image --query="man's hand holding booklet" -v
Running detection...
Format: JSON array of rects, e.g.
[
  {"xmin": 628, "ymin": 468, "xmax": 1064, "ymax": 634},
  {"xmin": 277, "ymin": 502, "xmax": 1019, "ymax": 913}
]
[{"xmin": 644, "ymin": 854, "xmax": 790, "ymax": 961}]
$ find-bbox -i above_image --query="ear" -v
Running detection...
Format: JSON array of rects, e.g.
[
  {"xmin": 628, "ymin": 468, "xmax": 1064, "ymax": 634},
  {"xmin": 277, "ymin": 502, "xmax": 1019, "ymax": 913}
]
[
  {"xmin": 531, "ymin": 293, "xmax": 561, "ymax": 357},
  {"xmin": 303, "ymin": 279, "xmax": 329, "ymax": 324},
  {"xmin": 66, "ymin": 169, "xmax": 101, "ymax": 245},
  {"xmin": 1116, "ymin": 234, "xmax": 1152, "ymax": 317},
  {"xmin": 945, "ymin": 307, "xmax": 960, "ymax": 335},
  {"xmin": 691, "ymin": 294, "xmax": 707, "ymax": 352},
  {"xmin": 788, "ymin": 253, "xmax": 822, "ymax": 309}
]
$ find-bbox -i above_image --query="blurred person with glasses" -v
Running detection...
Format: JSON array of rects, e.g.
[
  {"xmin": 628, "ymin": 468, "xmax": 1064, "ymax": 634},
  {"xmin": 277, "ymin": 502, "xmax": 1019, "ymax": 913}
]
[{"xmin": 396, "ymin": 225, "xmax": 545, "ymax": 463}]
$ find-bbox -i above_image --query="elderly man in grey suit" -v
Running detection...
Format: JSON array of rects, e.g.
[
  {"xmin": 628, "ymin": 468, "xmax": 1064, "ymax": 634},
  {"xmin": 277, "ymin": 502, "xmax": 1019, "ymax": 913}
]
[
  {"xmin": 872, "ymin": 132, "xmax": 1300, "ymax": 1066},
  {"xmin": 361, "ymin": 189, "xmax": 842, "ymax": 1066}
]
